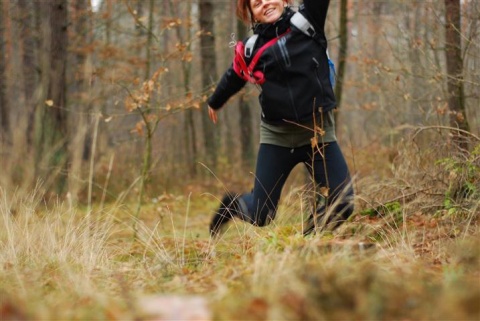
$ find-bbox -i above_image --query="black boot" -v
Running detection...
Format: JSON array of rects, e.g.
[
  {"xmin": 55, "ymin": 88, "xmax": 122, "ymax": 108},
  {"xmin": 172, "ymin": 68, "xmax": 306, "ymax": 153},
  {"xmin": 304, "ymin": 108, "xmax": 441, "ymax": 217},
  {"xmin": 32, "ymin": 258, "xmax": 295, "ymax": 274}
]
[{"xmin": 209, "ymin": 193, "xmax": 239, "ymax": 237}]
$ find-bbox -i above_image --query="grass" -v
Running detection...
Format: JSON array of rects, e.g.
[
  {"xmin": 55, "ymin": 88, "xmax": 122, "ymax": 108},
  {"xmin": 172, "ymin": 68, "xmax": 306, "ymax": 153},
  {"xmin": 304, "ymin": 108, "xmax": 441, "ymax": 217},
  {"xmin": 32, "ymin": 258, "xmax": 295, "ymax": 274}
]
[{"xmin": 1, "ymin": 142, "xmax": 479, "ymax": 320}]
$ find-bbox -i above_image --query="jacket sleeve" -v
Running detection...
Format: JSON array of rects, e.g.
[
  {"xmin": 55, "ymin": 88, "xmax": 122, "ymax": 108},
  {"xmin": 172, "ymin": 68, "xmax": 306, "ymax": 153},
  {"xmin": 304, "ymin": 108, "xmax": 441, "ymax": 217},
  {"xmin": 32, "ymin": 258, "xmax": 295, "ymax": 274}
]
[
  {"xmin": 207, "ymin": 64, "xmax": 247, "ymax": 110},
  {"xmin": 302, "ymin": 0, "xmax": 330, "ymax": 33}
]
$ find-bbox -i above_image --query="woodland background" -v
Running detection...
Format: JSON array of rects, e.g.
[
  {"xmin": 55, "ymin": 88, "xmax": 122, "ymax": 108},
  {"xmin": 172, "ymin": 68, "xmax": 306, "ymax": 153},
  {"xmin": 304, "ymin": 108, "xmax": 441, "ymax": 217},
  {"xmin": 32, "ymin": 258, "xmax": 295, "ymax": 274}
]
[
  {"xmin": 0, "ymin": 1, "xmax": 479, "ymax": 320},
  {"xmin": 0, "ymin": 0, "xmax": 478, "ymax": 199}
]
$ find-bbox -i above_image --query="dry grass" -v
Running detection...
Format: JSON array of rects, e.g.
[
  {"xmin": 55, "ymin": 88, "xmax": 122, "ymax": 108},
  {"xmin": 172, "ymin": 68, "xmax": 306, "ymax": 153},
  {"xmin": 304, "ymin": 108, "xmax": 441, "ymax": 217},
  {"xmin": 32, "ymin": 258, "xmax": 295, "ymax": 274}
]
[{"xmin": 1, "ymin": 138, "xmax": 479, "ymax": 321}]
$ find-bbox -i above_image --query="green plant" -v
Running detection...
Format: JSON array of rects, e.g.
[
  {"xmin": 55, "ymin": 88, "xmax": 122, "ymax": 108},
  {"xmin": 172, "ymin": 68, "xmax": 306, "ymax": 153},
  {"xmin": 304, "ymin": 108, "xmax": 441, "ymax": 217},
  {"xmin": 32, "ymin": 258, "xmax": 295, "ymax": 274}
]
[
  {"xmin": 359, "ymin": 201, "xmax": 403, "ymax": 223},
  {"xmin": 436, "ymin": 143, "xmax": 480, "ymax": 214}
]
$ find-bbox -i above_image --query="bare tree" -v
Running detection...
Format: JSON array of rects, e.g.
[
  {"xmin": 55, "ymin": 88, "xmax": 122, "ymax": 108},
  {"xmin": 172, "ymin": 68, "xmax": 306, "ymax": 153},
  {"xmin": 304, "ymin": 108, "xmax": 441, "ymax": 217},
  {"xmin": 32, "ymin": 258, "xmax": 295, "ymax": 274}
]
[
  {"xmin": 18, "ymin": 0, "xmax": 36, "ymax": 146},
  {"xmin": 47, "ymin": 0, "xmax": 68, "ymax": 137},
  {"xmin": 145, "ymin": 0, "xmax": 155, "ymax": 80},
  {"xmin": 38, "ymin": 0, "xmax": 69, "ymax": 191},
  {"xmin": 0, "ymin": 1, "xmax": 9, "ymax": 144},
  {"xmin": 105, "ymin": 0, "xmax": 112, "ymax": 45},
  {"xmin": 334, "ymin": 0, "xmax": 348, "ymax": 109},
  {"xmin": 68, "ymin": 0, "xmax": 94, "ymax": 201},
  {"xmin": 199, "ymin": 0, "xmax": 218, "ymax": 170},
  {"xmin": 444, "ymin": 0, "xmax": 470, "ymax": 150},
  {"xmin": 169, "ymin": 0, "xmax": 198, "ymax": 177}
]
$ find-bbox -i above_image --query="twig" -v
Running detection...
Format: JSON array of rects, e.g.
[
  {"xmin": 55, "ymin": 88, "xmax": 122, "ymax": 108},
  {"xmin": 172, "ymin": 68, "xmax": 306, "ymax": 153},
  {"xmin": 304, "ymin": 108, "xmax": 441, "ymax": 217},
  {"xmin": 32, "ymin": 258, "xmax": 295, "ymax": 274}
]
[{"xmin": 413, "ymin": 125, "xmax": 480, "ymax": 142}]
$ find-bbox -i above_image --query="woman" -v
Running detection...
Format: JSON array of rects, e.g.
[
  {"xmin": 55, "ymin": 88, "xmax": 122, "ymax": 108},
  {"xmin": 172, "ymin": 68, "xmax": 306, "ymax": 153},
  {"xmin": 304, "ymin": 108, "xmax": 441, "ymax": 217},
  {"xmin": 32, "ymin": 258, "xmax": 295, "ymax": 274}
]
[{"xmin": 207, "ymin": 0, "xmax": 354, "ymax": 237}]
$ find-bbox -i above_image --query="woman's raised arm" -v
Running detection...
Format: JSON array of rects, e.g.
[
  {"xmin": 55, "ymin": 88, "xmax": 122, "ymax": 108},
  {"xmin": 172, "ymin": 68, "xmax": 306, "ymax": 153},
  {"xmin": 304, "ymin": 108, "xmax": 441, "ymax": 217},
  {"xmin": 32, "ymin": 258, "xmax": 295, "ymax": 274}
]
[{"xmin": 302, "ymin": 0, "xmax": 330, "ymax": 33}]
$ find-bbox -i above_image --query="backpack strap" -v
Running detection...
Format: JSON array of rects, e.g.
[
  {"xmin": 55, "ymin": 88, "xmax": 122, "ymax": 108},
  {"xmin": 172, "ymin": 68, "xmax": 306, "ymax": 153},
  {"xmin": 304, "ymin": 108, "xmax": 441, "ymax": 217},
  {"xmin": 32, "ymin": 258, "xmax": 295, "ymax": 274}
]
[
  {"xmin": 244, "ymin": 34, "xmax": 259, "ymax": 59},
  {"xmin": 233, "ymin": 30, "xmax": 290, "ymax": 85},
  {"xmin": 290, "ymin": 11, "xmax": 317, "ymax": 38}
]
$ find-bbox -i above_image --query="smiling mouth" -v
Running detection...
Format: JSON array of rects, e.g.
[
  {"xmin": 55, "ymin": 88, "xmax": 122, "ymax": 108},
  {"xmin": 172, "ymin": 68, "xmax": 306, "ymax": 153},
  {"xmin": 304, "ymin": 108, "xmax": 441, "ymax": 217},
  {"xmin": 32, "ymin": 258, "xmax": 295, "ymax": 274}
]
[{"xmin": 264, "ymin": 8, "xmax": 275, "ymax": 16}]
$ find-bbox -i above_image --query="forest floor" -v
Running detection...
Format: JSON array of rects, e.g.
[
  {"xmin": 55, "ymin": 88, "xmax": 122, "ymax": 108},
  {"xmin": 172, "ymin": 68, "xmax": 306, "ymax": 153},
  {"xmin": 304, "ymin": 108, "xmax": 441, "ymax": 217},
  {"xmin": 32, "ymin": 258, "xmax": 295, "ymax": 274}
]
[
  {"xmin": 1, "ymin": 184, "xmax": 479, "ymax": 321},
  {"xmin": 1, "ymin": 143, "xmax": 480, "ymax": 320}
]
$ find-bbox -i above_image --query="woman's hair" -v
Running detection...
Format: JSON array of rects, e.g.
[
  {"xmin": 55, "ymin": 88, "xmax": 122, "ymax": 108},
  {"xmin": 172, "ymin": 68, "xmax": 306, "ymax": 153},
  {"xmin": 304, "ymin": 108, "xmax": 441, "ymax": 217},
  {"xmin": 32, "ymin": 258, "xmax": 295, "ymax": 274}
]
[{"xmin": 236, "ymin": 0, "xmax": 293, "ymax": 24}]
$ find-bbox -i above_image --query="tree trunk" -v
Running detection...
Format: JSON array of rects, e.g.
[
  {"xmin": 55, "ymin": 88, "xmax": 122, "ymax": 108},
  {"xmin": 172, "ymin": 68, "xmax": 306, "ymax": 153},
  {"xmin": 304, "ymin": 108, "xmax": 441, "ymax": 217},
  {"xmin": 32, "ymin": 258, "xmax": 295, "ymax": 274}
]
[
  {"xmin": 18, "ymin": 0, "xmax": 36, "ymax": 147},
  {"xmin": 40, "ymin": 0, "xmax": 69, "ymax": 192},
  {"xmin": 69, "ymin": 0, "xmax": 93, "ymax": 201},
  {"xmin": 406, "ymin": 2, "xmax": 423, "ymax": 125},
  {"xmin": 169, "ymin": 0, "xmax": 198, "ymax": 177},
  {"xmin": 334, "ymin": 0, "xmax": 348, "ymax": 109},
  {"xmin": 0, "ymin": 1, "xmax": 9, "ymax": 145},
  {"xmin": 183, "ymin": 2, "xmax": 198, "ymax": 177},
  {"xmin": 145, "ymin": 0, "xmax": 155, "ymax": 80},
  {"xmin": 444, "ymin": 0, "xmax": 470, "ymax": 151},
  {"xmin": 72, "ymin": 0, "xmax": 93, "ymax": 109},
  {"xmin": 105, "ymin": 0, "xmax": 112, "ymax": 44},
  {"xmin": 48, "ymin": 0, "xmax": 68, "ymax": 129},
  {"xmin": 199, "ymin": 0, "xmax": 218, "ymax": 170}
]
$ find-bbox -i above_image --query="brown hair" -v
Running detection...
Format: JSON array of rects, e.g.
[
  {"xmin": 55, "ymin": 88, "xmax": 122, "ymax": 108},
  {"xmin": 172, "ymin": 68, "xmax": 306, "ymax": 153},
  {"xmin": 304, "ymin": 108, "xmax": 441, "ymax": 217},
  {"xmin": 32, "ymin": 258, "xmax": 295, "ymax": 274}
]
[{"xmin": 236, "ymin": 0, "xmax": 293, "ymax": 25}]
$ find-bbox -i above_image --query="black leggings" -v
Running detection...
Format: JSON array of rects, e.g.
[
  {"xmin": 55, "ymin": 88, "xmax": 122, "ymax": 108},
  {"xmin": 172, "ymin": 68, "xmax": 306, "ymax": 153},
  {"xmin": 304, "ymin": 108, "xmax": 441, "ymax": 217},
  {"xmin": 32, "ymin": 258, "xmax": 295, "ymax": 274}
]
[{"xmin": 238, "ymin": 142, "xmax": 354, "ymax": 227}]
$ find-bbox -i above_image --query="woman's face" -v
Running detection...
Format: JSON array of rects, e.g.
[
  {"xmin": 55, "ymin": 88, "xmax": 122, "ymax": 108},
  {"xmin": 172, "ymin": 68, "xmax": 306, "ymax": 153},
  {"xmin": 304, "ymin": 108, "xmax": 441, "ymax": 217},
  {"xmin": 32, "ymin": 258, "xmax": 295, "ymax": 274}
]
[{"xmin": 249, "ymin": 0, "xmax": 285, "ymax": 24}]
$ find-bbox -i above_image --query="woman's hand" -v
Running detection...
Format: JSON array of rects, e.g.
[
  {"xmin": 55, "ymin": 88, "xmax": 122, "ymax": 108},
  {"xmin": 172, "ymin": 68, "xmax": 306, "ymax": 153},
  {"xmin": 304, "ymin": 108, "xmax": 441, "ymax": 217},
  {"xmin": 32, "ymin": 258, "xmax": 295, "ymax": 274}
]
[{"xmin": 208, "ymin": 106, "xmax": 218, "ymax": 124}]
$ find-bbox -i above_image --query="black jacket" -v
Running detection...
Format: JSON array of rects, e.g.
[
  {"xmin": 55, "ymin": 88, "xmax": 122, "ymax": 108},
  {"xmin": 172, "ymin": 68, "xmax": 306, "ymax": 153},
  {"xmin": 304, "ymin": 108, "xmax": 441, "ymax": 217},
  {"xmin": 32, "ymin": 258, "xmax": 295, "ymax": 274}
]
[{"xmin": 208, "ymin": 0, "xmax": 335, "ymax": 125}]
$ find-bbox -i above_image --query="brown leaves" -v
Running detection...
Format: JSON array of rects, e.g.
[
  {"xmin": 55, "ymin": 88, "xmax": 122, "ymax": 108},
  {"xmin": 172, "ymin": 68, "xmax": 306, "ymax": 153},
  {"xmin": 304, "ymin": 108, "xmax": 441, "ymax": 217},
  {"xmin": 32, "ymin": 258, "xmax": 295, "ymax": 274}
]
[
  {"xmin": 162, "ymin": 18, "xmax": 182, "ymax": 30},
  {"xmin": 310, "ymin": 136, "xmax": 318, "ymax": 148},
  {"xmin": 314, "ymin": 126, "xmax": 325, "ymax": 137},
  {"xmin": 125, "ymin": 67, "xmax": 168, "ymax": 113},
  {"xmin": 175, "ymin": 42, "xmax": 188, "ymax": 52},
  {"xmin": 245, "ymin": 298, "xmax": 269, "ymax": 321},
  {"xmin": 131, "ymin": 121, "xmax": 144, "ymax": 136},
  {"xmin": 436, "ymin": 102, "xmax": 448, "ymax": 115},
  {"xmin": 360, "ymin": 101, "xmax": 378, "ymax": 111},
  {"xmin": 435, "ymin": 103, "xmax": 467, "ymax": 123},
  {"xmin": 182, "ymin": 52, "xmax": 193, "ymax": 62},
  {"xmin": 98, "ymin": 45, "xmax": 121, "ymax": 60},
  {"xmin": 310, "ymin": 126, "xmax": 326, "ymax": 148},
  {"xmin": 123, "ymin": 36, "xmax": 206, "ymax": 135},
  {"xmin": 280, "ymin": 292, "xmax": 307, "ymax": 320},
  {"xmin": 455, "ymin": 112, "xmax": 465, "ymax": 123},
  {"xmin": 0, "ymin": 300, "xmax": 28, "ymax": 321},
  {"xmin": 319, "ymin": 187, "xmax": 330, "ymax": 198}
]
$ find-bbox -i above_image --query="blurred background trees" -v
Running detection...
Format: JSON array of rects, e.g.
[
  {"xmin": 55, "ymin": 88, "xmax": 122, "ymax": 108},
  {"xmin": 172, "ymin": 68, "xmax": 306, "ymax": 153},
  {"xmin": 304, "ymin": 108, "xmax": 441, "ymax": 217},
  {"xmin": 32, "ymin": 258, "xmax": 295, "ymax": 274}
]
[{"xmin": 0, "ymin": 0, "xmax": 478, "ymax": 202}]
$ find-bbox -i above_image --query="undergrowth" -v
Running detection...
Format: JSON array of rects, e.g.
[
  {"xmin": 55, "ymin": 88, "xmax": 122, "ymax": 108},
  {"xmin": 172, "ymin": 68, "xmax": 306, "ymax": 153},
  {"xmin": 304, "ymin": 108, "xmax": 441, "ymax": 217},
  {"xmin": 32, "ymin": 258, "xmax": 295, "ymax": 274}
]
[{"xmin": 0, "ymin": 138, "xmax": 479, "ymax": 320}]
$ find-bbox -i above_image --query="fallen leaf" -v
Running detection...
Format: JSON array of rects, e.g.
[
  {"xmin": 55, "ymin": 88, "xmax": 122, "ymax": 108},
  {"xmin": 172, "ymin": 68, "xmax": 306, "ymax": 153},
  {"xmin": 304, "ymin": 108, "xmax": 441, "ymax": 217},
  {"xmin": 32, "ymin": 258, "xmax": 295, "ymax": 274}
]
[{"xmin": 246, "ymin": 297, "xmax": 269, "ymax": 321}]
